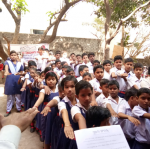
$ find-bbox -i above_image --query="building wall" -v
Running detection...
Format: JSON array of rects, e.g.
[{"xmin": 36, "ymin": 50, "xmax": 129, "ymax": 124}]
[{"xmin": 0, "ymin": 32, "xmax": 101, "ymax": 58}]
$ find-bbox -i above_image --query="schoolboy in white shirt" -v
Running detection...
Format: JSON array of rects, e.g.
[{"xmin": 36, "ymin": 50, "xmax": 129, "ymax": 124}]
[
  {"xmin": 70, "ymin": 53, "xmax": 76, "ymax": 70},
  {"xmin": 103, "ymin": 60, "xmax": 112, "ymax": 80},
  {"xmin": 74, "ymin": 54, "xmax": 82, "ymax": 77},
  {"xmin": 133, "ymin": 63, "xmax": 143, "ymax": 89},
  {"xmin": 89, "ymin": 65, "xmax": 104, "ymax": 97},
  {"xmin": 54, "ymin": 59, "xmax": 62, "ymax": 77},
  {"xmin": 88, "ymin": 52, "xmax": 95, "ymax": 73},
  {"xmin": 77, "ymin": 65, "xmax": 89, "ymax": 82},
  {"xmin": 96, "ymin": 79, "xmax": 109, "ymax": 107},
  {"xmin": 110, "ymin": 55, "xmax": 127, "ymax": 98},
  {"xmin": 118, "ymin": 88, "xmax": 140, "ymax": 148},
  {"xmin": 60, "ymin": 51, "xmax": 70, "ymax": 65},
  {"xmin": 132, "ymin": 88, "xmax": 150, "ymax": 149},
  {"xmin": 55, "ymin": 51, "xmax": 61, "ymax": 60}
]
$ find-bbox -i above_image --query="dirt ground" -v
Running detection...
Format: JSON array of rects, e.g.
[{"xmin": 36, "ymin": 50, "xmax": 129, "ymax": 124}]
[{"xmin": 0, "ymin": 84, "xmax": 43, "ymax": 149}]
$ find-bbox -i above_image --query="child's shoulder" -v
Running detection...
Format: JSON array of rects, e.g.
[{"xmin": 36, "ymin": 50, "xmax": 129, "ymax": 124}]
[{"xmin": 132, "ymin": 105, "xmax": 148, "ymax": 117}]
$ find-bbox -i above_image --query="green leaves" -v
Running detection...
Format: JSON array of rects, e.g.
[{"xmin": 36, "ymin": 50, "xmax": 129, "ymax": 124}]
[{"xmin": 12, "ymin": 0, "xmax": 29, "ymax": 15}]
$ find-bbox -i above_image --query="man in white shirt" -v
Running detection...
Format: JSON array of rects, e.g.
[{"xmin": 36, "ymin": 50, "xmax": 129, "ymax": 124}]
[
  {"xmin": 0, "ymin": 108, "xmax": 38, "ymax": 149},
  {"xmin": 88, "ymin": 52, "xmax": 95, "ymax": 73}
]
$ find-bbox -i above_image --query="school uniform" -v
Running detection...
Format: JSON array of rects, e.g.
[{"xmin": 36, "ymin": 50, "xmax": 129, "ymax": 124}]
[
  {"xmin": 40, "ymin": 87, "xmax": 59, "ymax": 140},
  {"xmin": 89, "ymin": 78, "xmax": 102, "ymax": 98},
  {"xmin": 140, "ymin": 77, "xmax": 150, "ymax": 89},
  {"xmin": 59, "ymin": 75, "xmax": 66, "ymax": 82},
  {"xmin": 103, "ymin": 70, "xmax": 111, "ymax": 80},
  {"xmin": 77, "ymin": 76, "xmax": 82, "ymax": 82},
  {"xmin": 74, "ymin": 63, "xmax": 82, "ymax": 77},
  {"xmin": 56, "ymin": 96, "xmax": 79, "ymax": 149},
  {"xmin": 118, "ymin": 100, "xmax": 135, "ymax": 148},
  {"xmin": 132, "ymin": 105, "xmax": 150, "ymax": 148},
  {"xmin": 103, "ymin": 96, "xmax": 124, "ymax": 125},
  {"xmin": 60, "ymin": 57, "xmax": 70, "ymax": 65},
  {"xmin": 4, "ymin": 60, "xmax": 23, "ymax": 113},
  {"xmin": 133, "ymin": 76, "xmax": 143, "ymax": 89},
  {"xmin": 87, "ymin": 62, "xmax": 93, "ymax": 73},
  {"xmin": 54, "ymin": 67, "xmax": 62, "ymax": 77},
  {"xmin": 96, "ymin": 93, "xmax": 107, "ymax": 107},
  {"xmin": 110, "ymin": 67, "xmax": 126, "ymax": 98}
]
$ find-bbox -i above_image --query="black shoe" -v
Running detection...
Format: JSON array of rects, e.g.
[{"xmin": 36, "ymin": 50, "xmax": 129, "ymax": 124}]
[
  {"xmin": 40, "ymin": 136, "xmax": 44, "ymax": 142},
  {"xmin": 30, "ymin": 127, "xmax": 35, "ymax": 133},
  {"xmin": 4, "ymin": 112, "xmax": 11, "ymax": 117}
]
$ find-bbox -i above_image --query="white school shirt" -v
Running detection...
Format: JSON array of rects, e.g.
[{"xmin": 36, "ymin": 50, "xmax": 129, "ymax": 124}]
[
  {"xmin": 96, "ymin": 93, "xmax": 107, "ymax": 107},
  {"xmin": 35, "ymin": 55, "xmax": 43, "ymax": 70},
  {"xmin": 82, "ymin": 62, "xmax": 93, "ymax": 73},
  {"xmin": 110, "ymin": 67, "xmax": 126, "ymax": 92},
  {"xmin": 77, "ymin": 76, "xmax": 82, "ymax": 82},
  {"xmin": 71, "ymin": 102, "xmax": 87, "ymax": 122},
  {"xmin": 103, "ymin": 70, "xmax": 111, "ymax": 80},
  {"xmin": 133, "ymin": 76, "xmax": 143, "ymax": 89},
  {"xmin": 52, "ymin": 96, "xmax": 61, "ymax": 103},
  {"xmin": 58, "ymin": 96, "xmax": 79, "ymax": 116},
  {"xmin": 140, "ymin": 77, "xmax": 150, "ymax": 89},
  {"xmin": 74, "ymin": 63, "xmax": 82, "ymax": 77},
  {"xmin": 118, "ymin": 100, "xmax": 135, "ymax": 140},
  {"xmin": 0, "ymin": 125, "xmax": 21, "ymax": 149},
  {"xmin": 132, "ymin": 105, "xmax": 150, "ymax": 144},
  {"xmin": 60, "ymin": 57, "xmax": 70, "ymax": 65},
  {"xmin": 89, "ymin": 78, "xmax": 102, "ymax": 93},
  {"xmin": 54, "ymin": 67, "xmax": 62, "ymax": 77},
  {"xmin": 40, "ymin": 85, "xmax": 58, "ymax": 94}
]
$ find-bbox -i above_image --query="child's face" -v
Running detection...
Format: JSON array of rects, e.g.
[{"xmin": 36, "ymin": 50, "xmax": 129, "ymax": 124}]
[
  {"xmin": 63, "ymin": 63, "xmax": 68, "ymax": 66},
  {"xmin": 10, "ymin": 53, "xmax": 17, "ymax": 61},
  {"xmin": 134, "ymin": 67, "xmax": 143, "ymax": 78},
  {"xmin": 124, "ymin": 62, "xmax": 133, "ymax": 73},
  {"xmin": 109, "ymin": 85, "xmax": 119, "ymax": 98},
  {"xmin": 114, "ymin": 59, "xmax": 122, "ymax": 70},
  {"xmin": 34, "ymin": 74, "xmax": 39, "ymax": 80},
  {"xmin": 51, "ymin": 64, "xmax": 55, "ymax": 70},
  {"xmin": 83, "ymin": 55, "xmax": 89, "ymax": 63},
  {"xmin": 46, "ymin": 76, "xmax": 57, "ymax": 88},
  {"xmin": 83, "ymin": 75, "xmax": 92, "ymax": 82},
  {"xmin": 76, "ymin": 87, "xmax": 92, "ymax": 109},
  {"xmin": 77, "ymin": 56, "xmax": 82, "ymax": 62},
  {"xmin": 59, "ymin": 88, "xmax": 65, "ymax": 99},
  {"xmin": 38, "ymin": 49, "xmax": 43, "ymax": 55},
  {"xmin": 104, "ymin": 64, "xmax": 112, "ymax": 72},
  {"xmin": 56, "ymin": 62, "xmax": 61, "ymax": 69},
  {"xmin": 138, "ymin": 93, "xmax": 150, "ymax": 110},
  {"xmin": 100, "ymin": 118, "xmax": 110, "ymax": 126},
  {"xmin": 94, "ymin": 68, "xmax": 104, "ymax": 81},
  {"xmin": 130, "ymin": 96, "xmax": 138, "ymax": 107},
  {"xmin": 64, "ymin": 81, "xmax": 75, "ymax": 99},
  {"xmin": 71, "ymin": 54, "xmax": 76, "ymax": 61},
  {"xmin": 30, "ymin": 69, "xmax": 35, "ymax": 78},
  {"xmin": 25, "ymin": 69, "xmax": 29, "ymax": 73},
  {"xmin": 93, "ymin": 62, "xmax": 99, "ymax": 67},
  {"xmin": 81, "ymin": 68, "xmax": 89, "ymax": 76},
  {"xmin": 88, "ymin": 55, "xmax": 95, "ymax": 63},
  {"xmin": 40, "ymin": 73, "xmax": 45, "ymax": 80},
  {"xmin": 67, "ymin": 71, "xmax": 75, "ymax": 77},
  {"xmin": 100, "ymin": 84, "xmax": 109, "ymax": 95},
  {"xmin": 55, "ymin": 54, "xmax": 60, "ymax": 59},
  {"xmin": 62, "ymin": 68, "xmax": 67, "ymax": 75}
]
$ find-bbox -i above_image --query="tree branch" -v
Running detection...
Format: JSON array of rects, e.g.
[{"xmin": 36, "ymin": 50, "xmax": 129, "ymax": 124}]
[
  {"xmin": 2, "ymin": 0, "xmax": 18, "ymax": 23},
  {"xmin": 106, "ymin": 0, "xmax": 150, "ymax": 44},
  {"xmin": 65, "ymin": 0, "xmax": 69, "ymax": 6}
]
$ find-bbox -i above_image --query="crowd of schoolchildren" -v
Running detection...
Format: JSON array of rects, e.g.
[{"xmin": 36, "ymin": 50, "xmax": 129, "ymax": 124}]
[{"xmin": 3, "ymin": 46, "xmax": 150, "ymax": 149}]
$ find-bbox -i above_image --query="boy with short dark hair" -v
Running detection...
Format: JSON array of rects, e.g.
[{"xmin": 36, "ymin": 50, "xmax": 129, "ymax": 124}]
[
  {"xmin": 110, "ymin": 55, "xmax": 127, "ymax": 98},
  {"xmin": 74, "ymin": 54, "xmax": 82, "ymax": 77},
  {"xmin": 55, "ymin": 51, "xmax": 61, "ymax": 60},
  {"xmin": 88, "ymin": 52, "xmax": 95, "ymax": 73},
  {"xmin": 89, "ymin": 65, "xmax": 104, "ymax": 97},
  {"xmin": 133, "ymin": 63, "xmax": 143, "ymax": 88},
  {"xmin": 132, "ymin": 88, "xmax": 150, "ymax": 148},
  {"xmin": 66, "ymin": 68, "xmax": 75, "ymax": 77},
  {"xmin": 54, "ymin": 59, "xmax": 62, "ymax": 77},
  {"xmin": 103, "ymin": 60, "xmax": 112, "ymax": 80},
  {"xmin": 93, "ymin": 60, "xmax": 100, "ymax": 67},
  {"xmin": 96, "ymin": 79, "xmax": 109, "ymax": 107},
  {"xmin": 77, "ymin": 65, "xmax": 89, "ymax": 82}
]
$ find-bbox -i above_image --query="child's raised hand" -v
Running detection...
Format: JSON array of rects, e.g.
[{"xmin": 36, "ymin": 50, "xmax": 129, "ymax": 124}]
[
  {"xmin": 20, "ymin": 87, "xmax": 26, "ymax": 92},
  {"xmin": 90, "ymin": 101, "xmax": 98, "ymax": 106},
  {"xmin": 128, "ymin": 116, "xmax": 141, "ymax": 126},
  {"xmin": 41, "ymin": 106, "xmax": 51, "ymax": 116},
  {"xmin": 45, "ymin": 86, "xmax": 51, "ymax": 95},
  {"xmin": 121, "ymin": 73, "xmax": 128, "ymax": 78},
  {"xmin": 110, "ymin": 109, "xmax": 118, "ymax": 118},
  {"xmin": 64, "ymin": 125, "xmax": 74, "ymax": 140}
]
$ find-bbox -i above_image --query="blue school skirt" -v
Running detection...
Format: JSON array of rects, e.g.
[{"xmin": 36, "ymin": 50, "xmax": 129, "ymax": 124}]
[
  {"xmin": 5, "ymin": 74, "xmax": 22, "ymax": 95},
  {"xmin": 132, "ymin": 140, "xmax": 150, "ymax": 149}
]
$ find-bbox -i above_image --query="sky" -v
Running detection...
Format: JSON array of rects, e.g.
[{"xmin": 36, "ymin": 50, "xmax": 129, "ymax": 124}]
[{"xmin": 0, "ymin": 0, "xmax": 98, "ymax": 38}]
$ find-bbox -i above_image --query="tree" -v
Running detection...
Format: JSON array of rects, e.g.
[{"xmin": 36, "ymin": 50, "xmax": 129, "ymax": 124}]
[
  {"xmin": 38, "ymin": 0, "xmax": 82, "ymax": 44},
  {"xmin": 1, "ymin": 0, "xmax": 29, "ymax": 60},
  {"xmin": 89, "ymin": 0, "xmax": 150, "ymax": 59}
]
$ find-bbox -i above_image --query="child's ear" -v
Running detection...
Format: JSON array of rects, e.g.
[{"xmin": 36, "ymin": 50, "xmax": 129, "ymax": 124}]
[
  {"xmin": 100, "ymin": 86, "xmax": 102, "ymax": 90},
  {"xmin": 75, "ymin": 94, "xmax": 78, "ymax": 99}
]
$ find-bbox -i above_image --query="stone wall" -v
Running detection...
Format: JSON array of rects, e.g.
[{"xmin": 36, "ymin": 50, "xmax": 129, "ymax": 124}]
[{"xmin": 0, "ymin": 32, "xmax": 102, "ymax": 58}]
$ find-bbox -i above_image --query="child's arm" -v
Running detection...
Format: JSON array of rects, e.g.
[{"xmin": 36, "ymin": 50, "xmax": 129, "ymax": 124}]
[
  {"xmin": 41, "ymin": 97, "xmax": 60, "ymax": 116},
  {"xmin": 90, "ymin": 88, "xmax": 98, "ymax": 106},
  {"xmin": 20, "ymin": 78, "xmax": 28, "ymax": 91},
  {"xmin": 74, "ymin": 113, "xmax": 86, "ymax": 129},
  {"xmin": 118, "ymin": 112, "xmax": 140, "ymax": 126},
  {"xmin": 34, "ymin": 92, "xmax": 45, "ymax": 108},
  {"xmin": 143, "ymin": 113, "xmax": 150, "ymax": 119},
  {"xmin": 61, "ymin": 109, "xmax": 74, "ymax": 140},
  {"xmin": 106, "ymin": 103, "xmax": 118, "ymax": 117},
  {"xmin": 111, "ymin": 72, "xmax": 117, "ymax": 78},
  {"xmin": 39, "ymin": 84, "xmax": 51, "ymax": 95},
  {"xmin": 4, "ymin": 65, "xmax": 10, "ymax": 76}
]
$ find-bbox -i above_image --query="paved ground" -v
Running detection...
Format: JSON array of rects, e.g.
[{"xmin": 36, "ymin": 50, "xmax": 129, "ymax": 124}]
[{"xmin": 0, "ymin": 84, "xmax": 43, "ymax": 149}]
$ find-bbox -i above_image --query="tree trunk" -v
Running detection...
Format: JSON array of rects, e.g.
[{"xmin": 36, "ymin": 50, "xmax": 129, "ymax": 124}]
[
  {"xmin": 11, "ymin": 23, "xmax": 20, "ymax": 44},
  {"xmin": 0, "ymin": 39, "xmax": 8, "ymax": 60}
]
